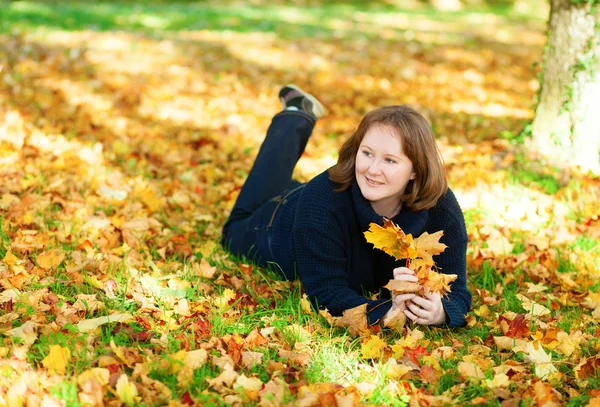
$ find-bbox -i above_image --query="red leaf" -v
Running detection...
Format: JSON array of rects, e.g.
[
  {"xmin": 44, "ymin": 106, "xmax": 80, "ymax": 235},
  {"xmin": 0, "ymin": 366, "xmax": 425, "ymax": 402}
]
[
  {"xmin": 497, "ymin": 314, "xmax": 530, "ymax": 338},
  {"xmin": 181, "ymin": 391, "xmax": 194, "ymax": 405},
  {"xmin": 404, "ymin": 346, "xmax": 429, "ymax": 366}
]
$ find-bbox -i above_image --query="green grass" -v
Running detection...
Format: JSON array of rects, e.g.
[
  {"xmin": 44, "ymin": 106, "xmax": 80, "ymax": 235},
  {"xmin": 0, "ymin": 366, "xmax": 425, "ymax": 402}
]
[{"xmin": 2, "ymin": 0, "xmax": 547, "ymax": 39}]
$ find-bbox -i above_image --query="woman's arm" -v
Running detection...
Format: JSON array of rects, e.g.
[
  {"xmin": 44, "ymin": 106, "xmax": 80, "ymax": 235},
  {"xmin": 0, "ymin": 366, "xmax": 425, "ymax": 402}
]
[{"xmin": 293, "ymin": 206, "xmax": 392, "ymax": 325}]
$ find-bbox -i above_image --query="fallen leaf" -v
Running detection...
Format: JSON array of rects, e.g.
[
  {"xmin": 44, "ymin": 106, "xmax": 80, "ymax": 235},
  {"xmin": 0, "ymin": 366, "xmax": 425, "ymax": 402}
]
[
  {"xmin": 334, "ymin": 303, "xmax": 369, "ymax": 337},
  {"xmin": 517, "ymin": 294, "xmax": 551, "ymax": 318},
  {"xmin": 360, "ymin": 335, "xmax": 387, "ymax": 359},
  {"xmin": 36, "ymin": 249, "xmax": 65, "ymax": 270},
  {"xmin": 522, "ymin": 342, "xmax": 557, "ymax": 380},
  {"xmin": 195, "ymin": 258, "xmax": 217, "ymax": 279},
  {"xmin": 458, "ymin": 361, "xmax": 484, "ymax": 381},
  {"xmin": 241, "ymin": 351, "xmax": 263, "ymax": 369},
  {"xmin": 300, "ymin": 293, "xmax": 313, "ymax": 315},
  {"xmin": 41, "ymin": 345, "xmax": 71, "ymax": 375},
  {"xmin": 207, "ymin": 363, "xmax": 239, "ymax": 389},
  {"xmin": 116, "ymin": 374, "xmax": 141, "ymax": 407},
  {"xmin": 6, "ymin": 321, "xmax": 39, "ymax": 346},
  {"xmin": 77, "ymin": 368, "xmax": 110, "ymax": 386},
  {"xmin": 77, "ymin": 313, "xmax": 134, "ymax": 333}
]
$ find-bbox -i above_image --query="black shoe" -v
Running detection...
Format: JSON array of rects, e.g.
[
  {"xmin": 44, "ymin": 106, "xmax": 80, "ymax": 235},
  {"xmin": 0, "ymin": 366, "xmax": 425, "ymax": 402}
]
[{"xmin": 278, "ymin": 84, "xmax": 326, "ymax": 119}]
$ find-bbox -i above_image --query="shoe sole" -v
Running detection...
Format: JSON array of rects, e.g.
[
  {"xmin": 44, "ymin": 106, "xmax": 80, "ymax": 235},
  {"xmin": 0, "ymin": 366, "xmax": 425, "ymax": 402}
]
[{"xmin": 283, "ymin": 84, "xmax": 326, "ymax": 119}]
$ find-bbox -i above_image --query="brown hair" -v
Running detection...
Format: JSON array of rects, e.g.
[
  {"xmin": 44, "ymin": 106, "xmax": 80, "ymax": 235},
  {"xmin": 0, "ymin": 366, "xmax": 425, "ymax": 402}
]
[{"xmin": 328, "ymin": 105, "xmax": 447, "ymax": 211}]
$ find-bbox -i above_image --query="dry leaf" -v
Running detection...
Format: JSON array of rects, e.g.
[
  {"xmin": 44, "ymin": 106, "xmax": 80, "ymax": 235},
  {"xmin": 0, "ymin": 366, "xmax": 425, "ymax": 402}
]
[
  {"xmin": 412, "ymin": 231, "xmax": 447, "ymax": 264},
  {"xmin": 458, "ymin": 361, "xmax": 484, "ymax": 381},
  {"xmin": 6, "ymin": 321, "xmax": 39, "ymax": 346},
  {"xmin": 77, "ymin": 313, "xmax": 134, "ymax": 333},
  {"xmin": 36, "ymin": 249, "xmax": 65, "ymax": 270},
  {"xmin": 360, "ymin": 335, "xmax": 387, "ymax": 359},
  {"xmin": 384, "ymin": 280, "xmax": 421, "ymax": 294},
  {"xmin": 195, "ymin": 258, "xmax": 217, "ymax": 279},
  {"xmin": 300, "ymin": 294, "xmax": 313, "ymax": 315},
  {"xmin": 523, "ymin": 342, "xmax": 557, "ymax": 380},
  {"xmin": 334, "ymin": 303, "xmax": 369, "ymax": 337},
  {"xmin": 516, "ymin": 294, "xmax": 551, "ymax": 318},
  {"xmin": 41, "ymin": 345, "xmax": 71, "ymax": 375},
  {"xmin": 116, "ymin": 374, "xmax": 141, "ymax": 407},
  {"xmin": 364, "ymin": 219, "xmax": 412, "ymax": 260}
]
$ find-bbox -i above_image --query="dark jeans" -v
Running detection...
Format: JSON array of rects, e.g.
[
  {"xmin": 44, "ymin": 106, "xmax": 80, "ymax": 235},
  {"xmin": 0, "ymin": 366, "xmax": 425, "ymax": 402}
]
[{"xmin": 221, "ymin": 110, "xmax": 315, "ymax": 272}]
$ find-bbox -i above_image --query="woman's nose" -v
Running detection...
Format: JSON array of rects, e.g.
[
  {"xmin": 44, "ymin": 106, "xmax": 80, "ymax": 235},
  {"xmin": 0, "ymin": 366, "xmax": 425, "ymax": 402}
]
[{"xmin": 368, "ymin": 160, "xmax": 382, "ymax": 174}]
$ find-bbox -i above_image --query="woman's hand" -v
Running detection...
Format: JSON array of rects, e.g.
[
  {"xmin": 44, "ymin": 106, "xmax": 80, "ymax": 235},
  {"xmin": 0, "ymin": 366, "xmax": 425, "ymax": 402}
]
[
  {"xmin": 391, "ymin": 267, "xmax": 417, "ymax": 310},
  {"xmin": 405, "ymin": 290, "xmax": 446, "ymax": 326},
  {"xmin": 393, "ymin": 267, "xmax": 446, "ymax": 326}
]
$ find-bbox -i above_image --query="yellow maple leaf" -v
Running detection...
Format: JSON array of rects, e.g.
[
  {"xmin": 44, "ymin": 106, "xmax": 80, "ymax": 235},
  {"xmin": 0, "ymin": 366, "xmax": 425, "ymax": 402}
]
[
  {"xmin": 420, "ymin": 271, "xmax": 457, "ymax": 296},
  {"xmin": 41, "ymin": 345, "xmax": 71, "ymax": 375},
  {"xmin": 334, "ymin": 303, "xmax": 369, "ymax": 337},
  {"xmin": 360, "ymin": 335, "xmax": 387, "ymax": 359},
  {"xmin": 115, "ymin": 374, "xmax": 141, "ymax": 407},
  {"xmin": 36, "ymin": 249, "xmax": 65, "ymax": 270},
  {"xmin": 300, "ymin": 294, "xmax": 313, "ymax": 315},
  {"xmin": 77, "ymin": 368, "xmax": 110, "ymax": 386},
  {"xmin": 412, "ymin": 231, "xmax": 447, "ymax": 264},
  {"xmin": 364, "ymin": 219, "xmax": 412, "ymax": 261}
]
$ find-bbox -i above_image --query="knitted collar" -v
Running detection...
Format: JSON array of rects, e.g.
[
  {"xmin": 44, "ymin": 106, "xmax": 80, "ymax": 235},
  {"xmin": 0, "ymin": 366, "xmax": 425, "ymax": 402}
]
[{"xmin": 351, "ymin": 179, "xmax": 429, "ymax": 236}]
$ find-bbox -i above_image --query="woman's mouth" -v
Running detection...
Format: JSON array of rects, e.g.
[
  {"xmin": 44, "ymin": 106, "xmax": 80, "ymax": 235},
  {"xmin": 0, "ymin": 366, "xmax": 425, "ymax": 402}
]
[{"xmin": 366, "ymin": 177, "xmax": 384, "ymax": 186}]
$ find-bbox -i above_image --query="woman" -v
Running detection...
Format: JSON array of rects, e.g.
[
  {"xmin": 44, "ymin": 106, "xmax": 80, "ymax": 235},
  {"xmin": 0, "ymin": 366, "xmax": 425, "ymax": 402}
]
[{"xmin": 221, "ymin": 85, "xmax": 471, "ymax": 327}]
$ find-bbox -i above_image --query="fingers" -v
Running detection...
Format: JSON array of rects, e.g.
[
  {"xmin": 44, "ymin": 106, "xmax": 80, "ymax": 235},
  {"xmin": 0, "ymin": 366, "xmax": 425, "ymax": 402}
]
[
  {"xmin": 425, "ymin": 291, "xmax": 441, "ymax": 301},
  {"xmin": 407, "ymin": 301, "xmax": 430, "ymax": 319},
  {"xmin": 404, "ymin": 294, "xmax": 445, "ymax": 326},
  {"xmin": 408, "ymin": 295, "xmax": 431, "ymax": 309},
  {"xmin": 392, "ymin": 293, "xmax": 415, "ymax": 309},
  {"xmin": 393, "ymin": 267, "xmax": 417, "ymax": 281},
  {"xmin": 404, "ymin": 308, "xmax": 426, "ymax": 325}
]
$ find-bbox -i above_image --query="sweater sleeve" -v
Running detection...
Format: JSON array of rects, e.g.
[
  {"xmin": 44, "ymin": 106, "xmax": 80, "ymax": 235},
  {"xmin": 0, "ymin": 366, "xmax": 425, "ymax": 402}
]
[
  {"xmin": 293, "ymin": 196, "xmax": 391, "ymax": 325},
  {"xmin": 436, "ymin": 213, "xmax": 471, "ymax": 328}
]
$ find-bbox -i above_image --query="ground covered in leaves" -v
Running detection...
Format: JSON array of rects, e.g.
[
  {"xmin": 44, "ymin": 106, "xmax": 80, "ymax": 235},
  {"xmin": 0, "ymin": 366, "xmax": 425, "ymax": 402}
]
[{"xmin": 1, "ymin": 1, "xmax": 600, "ymax": 406}]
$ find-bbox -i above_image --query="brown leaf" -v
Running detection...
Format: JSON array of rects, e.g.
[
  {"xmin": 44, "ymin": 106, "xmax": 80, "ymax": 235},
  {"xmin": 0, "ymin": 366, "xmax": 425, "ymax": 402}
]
[
  {"xmin": 384, "ymin": 280, "xmax": 421, "ymax": 294},
  {"xmin": 574, "ymin": 354, "xmax": 600, "ymax": 379},
  {"xmin": 334, "ymin": 303, "xmax": 369, "ymax": 337},
  {"xmin": 277, "ymin": 349, "xmax": 310, "ymax": 366}
]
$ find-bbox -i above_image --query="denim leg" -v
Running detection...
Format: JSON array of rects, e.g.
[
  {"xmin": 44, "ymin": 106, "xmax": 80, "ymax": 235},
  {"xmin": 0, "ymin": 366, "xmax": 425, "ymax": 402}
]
[
  {"xmin": 222, "ymin": 110, "xmax": 315, "ymax": 260},
  {"xmin": 224, "ymin": 110, "xmax": 315, "ymax": 229}
]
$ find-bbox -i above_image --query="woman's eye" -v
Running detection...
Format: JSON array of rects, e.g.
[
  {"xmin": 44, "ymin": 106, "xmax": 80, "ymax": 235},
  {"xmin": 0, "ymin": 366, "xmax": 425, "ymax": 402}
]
[
  {"xmin": 386, "ymin": 158, "xmax": 397, "ymax": 164},
  {"xmin": 362, "ymin": 151, "xmax": 371, "ymax": 157}
]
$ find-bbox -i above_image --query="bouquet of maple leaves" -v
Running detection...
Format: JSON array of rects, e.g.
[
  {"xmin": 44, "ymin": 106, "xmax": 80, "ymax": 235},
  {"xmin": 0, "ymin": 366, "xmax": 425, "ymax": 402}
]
[
  {"xmin": 365, "ymin": 219, "xmax": 457, "ymax": 297},
  {"xmin": 333, "ymin": 219, "xmax": 457, "ymax": 335}
]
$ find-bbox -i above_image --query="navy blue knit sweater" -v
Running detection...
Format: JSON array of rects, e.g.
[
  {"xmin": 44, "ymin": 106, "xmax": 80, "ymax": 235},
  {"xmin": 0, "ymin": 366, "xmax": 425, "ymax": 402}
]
[{"xmin": 267, "ymin": 170, "xmax": 471, "ymax": 328}]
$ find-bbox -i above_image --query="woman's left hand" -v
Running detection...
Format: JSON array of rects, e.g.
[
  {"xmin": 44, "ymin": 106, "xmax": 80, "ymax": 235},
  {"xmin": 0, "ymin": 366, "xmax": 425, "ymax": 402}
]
[{"xmin": 404, "ymin": 291, "xmax": 446, "ymax": 326}]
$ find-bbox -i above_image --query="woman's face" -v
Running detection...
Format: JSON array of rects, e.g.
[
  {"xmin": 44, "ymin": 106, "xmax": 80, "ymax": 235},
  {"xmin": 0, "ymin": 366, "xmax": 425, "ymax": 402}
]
[{"xmin": 355, "ymin": 124, "xmax": 415, "ymax": 217}]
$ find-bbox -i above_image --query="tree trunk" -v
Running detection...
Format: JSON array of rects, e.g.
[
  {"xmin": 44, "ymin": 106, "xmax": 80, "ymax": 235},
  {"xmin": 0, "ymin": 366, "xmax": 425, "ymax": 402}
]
[{"xmin": 531, "ymin": 0, "xmax": 600, "ymax": 174}]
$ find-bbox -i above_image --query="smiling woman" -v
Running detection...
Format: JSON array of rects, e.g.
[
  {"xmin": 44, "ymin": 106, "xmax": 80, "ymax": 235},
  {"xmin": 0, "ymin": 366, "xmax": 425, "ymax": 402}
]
[{"xmin": 221, "ymin": 85, "xmax": 471, "ymax": 328}]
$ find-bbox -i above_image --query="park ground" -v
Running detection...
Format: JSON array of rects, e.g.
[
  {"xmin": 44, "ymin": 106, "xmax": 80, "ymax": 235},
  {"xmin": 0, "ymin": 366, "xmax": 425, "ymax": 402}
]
[{"xmin": 1, "ymin": 1, "xmax": 600, "ymax": 406}]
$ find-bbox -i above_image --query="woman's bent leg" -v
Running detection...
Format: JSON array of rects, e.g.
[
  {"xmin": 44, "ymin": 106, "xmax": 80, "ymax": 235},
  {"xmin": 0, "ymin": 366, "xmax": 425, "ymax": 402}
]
[{"xmin": 223, "ymin": 111, "xmax": 315, "ymax": 230}]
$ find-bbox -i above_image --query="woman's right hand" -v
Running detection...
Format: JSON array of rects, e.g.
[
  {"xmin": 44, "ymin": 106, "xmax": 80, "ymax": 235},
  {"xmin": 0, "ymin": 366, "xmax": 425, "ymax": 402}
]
[{"xmin": 391, "ymin": 267, "xmax": 417, "ymax": 310}]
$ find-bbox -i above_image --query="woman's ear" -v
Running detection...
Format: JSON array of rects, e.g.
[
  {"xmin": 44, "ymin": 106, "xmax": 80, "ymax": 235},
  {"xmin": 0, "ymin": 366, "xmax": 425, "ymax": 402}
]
[{"xmin": 410, "ymin": 172, "xmax": 416, "ymax": 180}]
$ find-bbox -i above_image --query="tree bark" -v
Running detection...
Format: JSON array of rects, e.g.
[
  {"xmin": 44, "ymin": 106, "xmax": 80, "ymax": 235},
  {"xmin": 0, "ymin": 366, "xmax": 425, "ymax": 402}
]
[{"xmin": 531, "ymin": 0, "xmax": 600, "ymax": 174}]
